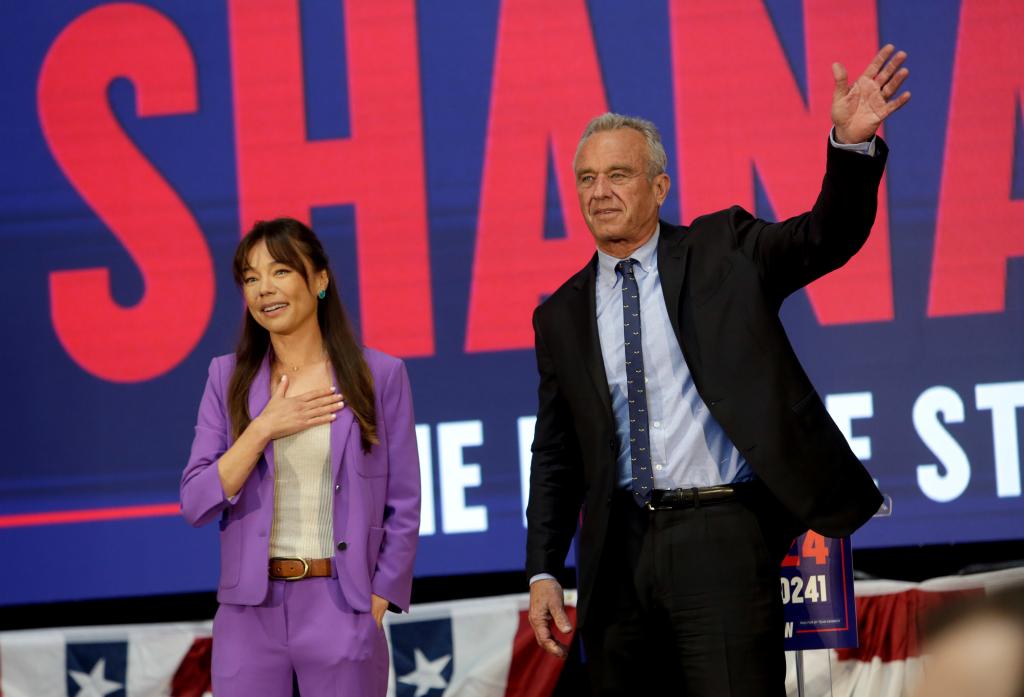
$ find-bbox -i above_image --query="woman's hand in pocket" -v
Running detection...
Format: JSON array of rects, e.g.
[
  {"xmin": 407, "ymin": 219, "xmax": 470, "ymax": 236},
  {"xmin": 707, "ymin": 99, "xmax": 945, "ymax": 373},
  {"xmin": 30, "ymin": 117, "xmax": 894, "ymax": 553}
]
[{"xmin": 371, "ymin": 593, "xmax": 389, "ymax": 630}]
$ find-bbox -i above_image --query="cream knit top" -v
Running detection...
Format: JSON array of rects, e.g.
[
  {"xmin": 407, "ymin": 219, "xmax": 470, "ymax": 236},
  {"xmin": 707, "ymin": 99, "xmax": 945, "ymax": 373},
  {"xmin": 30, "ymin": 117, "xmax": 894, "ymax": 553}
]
[{"xmin": 268, "ymin": 422, "xmax": 334, "ymax": 559}]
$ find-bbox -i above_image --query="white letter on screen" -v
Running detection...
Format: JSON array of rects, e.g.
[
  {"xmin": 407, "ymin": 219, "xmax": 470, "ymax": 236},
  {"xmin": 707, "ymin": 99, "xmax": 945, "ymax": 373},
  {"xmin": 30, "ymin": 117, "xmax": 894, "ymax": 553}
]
[
  {"xmin": 825, "ymin": 392, "xmax": 873, "ymax": 460},
  {"xmin": 438, "ymin": 420, "xmax": 488, "ymax": 533},
  {"xmin": 518, "ymin": 416, "xmax": 537, "ymax": 528},
  {"xmin": 914, "ymin": 386, "xmax": 970, "ymax": 503},
  {"xmin": 415, "ymin": 424, "xmax": 435, "ymax": 535},
  {"xmin": 975, "ymin": 381, "xmax": 1024, "ymax": 498}
]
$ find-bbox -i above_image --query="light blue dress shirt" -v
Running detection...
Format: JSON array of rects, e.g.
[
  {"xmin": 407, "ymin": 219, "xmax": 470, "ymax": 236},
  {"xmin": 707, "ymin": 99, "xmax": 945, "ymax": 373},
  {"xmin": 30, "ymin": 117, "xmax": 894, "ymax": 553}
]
[
  {"xmin": 594, "ymin": 130, "xmax": 873, "ymax": 491},
  {"xmin": 596, "ymin": 228, "xmax": 752, "ymax": 489}
]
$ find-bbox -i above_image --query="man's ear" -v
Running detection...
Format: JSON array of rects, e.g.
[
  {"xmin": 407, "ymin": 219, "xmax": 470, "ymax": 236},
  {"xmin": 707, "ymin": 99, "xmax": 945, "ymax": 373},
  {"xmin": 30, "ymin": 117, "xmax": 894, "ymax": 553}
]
[{"xmin": 654, "ymin": 172, "xmax": 671, "ymax": 206}]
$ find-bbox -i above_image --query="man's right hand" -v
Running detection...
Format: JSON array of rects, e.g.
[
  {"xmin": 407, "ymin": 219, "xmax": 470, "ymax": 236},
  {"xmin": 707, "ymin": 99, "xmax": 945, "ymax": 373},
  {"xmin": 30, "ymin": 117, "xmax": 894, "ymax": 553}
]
[{"xmin": 528, "ymin": 578, "xmax": 574, "ymax": 659}]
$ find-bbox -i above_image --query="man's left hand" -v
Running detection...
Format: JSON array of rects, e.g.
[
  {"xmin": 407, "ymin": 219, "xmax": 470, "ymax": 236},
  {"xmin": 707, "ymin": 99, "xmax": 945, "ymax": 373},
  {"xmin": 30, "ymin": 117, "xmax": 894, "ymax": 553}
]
[
  {"xmin": 831, "ymin": 44, "xmax": 911, "ymax": 144},
  {"xmin": 371, "ymin": 593, "xmax": 389, "ymax": 630}
]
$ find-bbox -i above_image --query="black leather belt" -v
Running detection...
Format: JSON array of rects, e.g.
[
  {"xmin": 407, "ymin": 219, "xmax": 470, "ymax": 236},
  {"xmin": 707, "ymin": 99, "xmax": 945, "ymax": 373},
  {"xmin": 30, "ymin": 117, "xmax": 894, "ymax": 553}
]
[{"xmin": 646, "ymin": 484, "xmax": 748, "ymax": 511}]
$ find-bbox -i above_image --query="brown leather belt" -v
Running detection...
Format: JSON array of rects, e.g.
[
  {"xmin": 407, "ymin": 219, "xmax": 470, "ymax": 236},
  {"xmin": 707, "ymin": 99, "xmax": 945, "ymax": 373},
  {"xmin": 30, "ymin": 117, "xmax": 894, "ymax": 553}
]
[
  {"xmin": 268, "ymin": 557, "xmax": 333, "ymax": 580},
  {"xmin": 646, "ymin": 483, "xmax": 752, "ymax": 511}
]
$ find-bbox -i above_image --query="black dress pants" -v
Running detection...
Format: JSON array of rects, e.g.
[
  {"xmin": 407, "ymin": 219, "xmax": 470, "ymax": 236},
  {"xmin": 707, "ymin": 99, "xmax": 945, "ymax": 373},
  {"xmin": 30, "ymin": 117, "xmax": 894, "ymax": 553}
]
[{"xmin": 580, "ymin": 484, "xmax": 803, "ymax": 697}]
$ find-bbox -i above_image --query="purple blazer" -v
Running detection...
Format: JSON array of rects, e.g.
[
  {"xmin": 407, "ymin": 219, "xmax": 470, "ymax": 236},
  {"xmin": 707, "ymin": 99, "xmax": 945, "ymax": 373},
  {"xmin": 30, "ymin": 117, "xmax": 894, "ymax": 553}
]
[{"xmin": 179, "ymin": 348, "xmax": 420, "ymax": 613}]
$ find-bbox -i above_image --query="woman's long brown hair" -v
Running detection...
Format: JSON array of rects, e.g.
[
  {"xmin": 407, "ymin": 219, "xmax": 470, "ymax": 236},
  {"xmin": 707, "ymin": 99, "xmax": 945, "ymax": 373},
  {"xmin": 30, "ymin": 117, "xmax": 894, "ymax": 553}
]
[{"xmin": 227, "ymin": 218, "xmax": 378, "ymax": 452}]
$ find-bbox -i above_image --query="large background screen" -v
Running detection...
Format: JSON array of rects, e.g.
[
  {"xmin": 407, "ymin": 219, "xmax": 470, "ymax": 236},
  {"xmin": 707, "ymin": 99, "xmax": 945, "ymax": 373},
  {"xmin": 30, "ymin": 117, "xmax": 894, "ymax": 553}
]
[{"xmin": 2, "ymin": 0, "xmax": 1021, "ymax": 607}]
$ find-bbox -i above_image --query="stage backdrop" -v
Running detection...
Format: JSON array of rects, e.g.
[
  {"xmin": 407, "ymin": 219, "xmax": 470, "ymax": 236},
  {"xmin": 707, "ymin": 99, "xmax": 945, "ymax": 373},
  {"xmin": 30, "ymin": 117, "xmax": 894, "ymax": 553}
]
[{"xmin": 1, "ymin": 0, "xmax": 1021, "ymax": 607}]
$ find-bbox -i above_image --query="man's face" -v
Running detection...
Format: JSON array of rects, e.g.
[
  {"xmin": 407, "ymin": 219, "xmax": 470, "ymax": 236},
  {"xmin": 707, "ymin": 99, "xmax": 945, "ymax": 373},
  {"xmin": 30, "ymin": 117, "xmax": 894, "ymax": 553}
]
[{"xmin": 575, "ymin": 128, "xmax": 670, "ymax": 251}]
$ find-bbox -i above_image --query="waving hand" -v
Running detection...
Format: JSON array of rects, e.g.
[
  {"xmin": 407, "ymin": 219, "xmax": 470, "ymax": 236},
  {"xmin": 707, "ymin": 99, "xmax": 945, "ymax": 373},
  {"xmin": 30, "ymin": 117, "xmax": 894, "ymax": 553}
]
[{"xmin": 832, "ymin": 44, "xmax": 911, "ymax": 144}]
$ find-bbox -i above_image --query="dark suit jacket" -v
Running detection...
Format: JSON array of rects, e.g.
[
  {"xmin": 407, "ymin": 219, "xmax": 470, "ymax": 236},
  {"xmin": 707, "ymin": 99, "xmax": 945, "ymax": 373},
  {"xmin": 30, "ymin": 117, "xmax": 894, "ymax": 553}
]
[{"xmin": 526, "ymin": 138, "xmax": 887, "ymax": 628}]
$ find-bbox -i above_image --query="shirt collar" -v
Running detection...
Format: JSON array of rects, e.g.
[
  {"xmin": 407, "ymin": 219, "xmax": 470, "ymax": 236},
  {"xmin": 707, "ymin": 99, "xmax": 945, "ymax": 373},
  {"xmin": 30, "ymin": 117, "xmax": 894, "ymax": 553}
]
[{"xmin": 596, "ymin": 224, "xmax": 660, "ymax": 287}]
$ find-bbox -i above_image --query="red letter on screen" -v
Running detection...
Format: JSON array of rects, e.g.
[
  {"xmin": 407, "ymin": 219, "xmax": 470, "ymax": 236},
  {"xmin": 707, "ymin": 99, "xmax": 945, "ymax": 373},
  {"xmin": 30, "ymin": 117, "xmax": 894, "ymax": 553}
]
[
  {"xmin": 669, "ymin": 0, "xmax": 893, "ymax": 324},
  {"xmin": 464, "ymin": 0, "xmax": 609, "ymax": 352},
  {"xmin": 38, "ymin": 4, "xmax": 212, "ymax": 382},
  {"xmin": 928, "ymin": 0, "xmax": 1024, "ymax": 316},
  {"xmin": 229, "ymin": 0, "xmax": 433, "ymax": 356}
]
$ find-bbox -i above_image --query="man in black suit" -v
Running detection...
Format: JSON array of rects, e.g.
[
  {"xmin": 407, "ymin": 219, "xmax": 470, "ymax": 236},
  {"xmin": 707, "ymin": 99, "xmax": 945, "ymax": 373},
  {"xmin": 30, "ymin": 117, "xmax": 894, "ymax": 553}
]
[{"xmin": 526, "ymin": 46, "xmax": 911, "ymax": 696}]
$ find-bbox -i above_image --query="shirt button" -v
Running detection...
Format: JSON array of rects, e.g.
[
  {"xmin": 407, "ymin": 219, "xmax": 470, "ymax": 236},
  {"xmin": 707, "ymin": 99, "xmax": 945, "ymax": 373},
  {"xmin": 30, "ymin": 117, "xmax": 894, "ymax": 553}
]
[
  {"xmin": 653, "ymin": 421, "xmax": 661, "ymax": 428},
  {"xmin": 337, "ymin": 541, "xmax": 348, "ymax": 551},
  {"xmin": 655, "ymin": 464, "xmax": 664, "ymax": 471},
  {"xmin": 335, "ymin": 484, "xmax": 340, "ymax": 493}
]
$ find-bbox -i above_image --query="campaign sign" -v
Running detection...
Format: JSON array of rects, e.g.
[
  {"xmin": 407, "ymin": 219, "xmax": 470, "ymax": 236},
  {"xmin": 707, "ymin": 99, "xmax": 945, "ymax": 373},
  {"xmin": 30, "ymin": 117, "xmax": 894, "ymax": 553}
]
[{"xmin": 781, "ymin": 533, "xmax": 858, "ymax": 651}]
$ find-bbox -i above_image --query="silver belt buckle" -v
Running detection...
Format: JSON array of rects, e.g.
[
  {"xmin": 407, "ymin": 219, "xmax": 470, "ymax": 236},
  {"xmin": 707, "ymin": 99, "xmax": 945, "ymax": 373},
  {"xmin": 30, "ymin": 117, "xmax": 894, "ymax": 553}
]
[{"xmin": 270, "ymin": 556, "xmax": 310, "ymax": 581}]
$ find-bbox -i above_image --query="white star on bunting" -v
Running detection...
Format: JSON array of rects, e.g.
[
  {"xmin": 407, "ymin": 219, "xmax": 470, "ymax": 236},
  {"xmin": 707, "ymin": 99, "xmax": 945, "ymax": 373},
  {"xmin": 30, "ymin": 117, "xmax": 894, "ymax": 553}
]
[
  {"xmin": 68, "ymin": 657, "xmax": 123, "ymax": 697},
  {"xmin": 397, "ymin": 647, "xmax": 451, "ymax": 697}
]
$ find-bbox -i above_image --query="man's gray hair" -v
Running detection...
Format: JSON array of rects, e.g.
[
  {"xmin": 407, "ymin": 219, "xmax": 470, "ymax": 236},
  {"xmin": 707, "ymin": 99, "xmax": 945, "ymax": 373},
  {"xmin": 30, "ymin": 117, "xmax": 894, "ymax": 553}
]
[{"xmin": 574, "ymin": 112, "xmax": 668, "ymax": 179}]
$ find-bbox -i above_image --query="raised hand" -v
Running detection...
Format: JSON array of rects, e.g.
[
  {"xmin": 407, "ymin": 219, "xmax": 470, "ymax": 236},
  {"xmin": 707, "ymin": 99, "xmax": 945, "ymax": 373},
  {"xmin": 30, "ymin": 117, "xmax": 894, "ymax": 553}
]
[
  {"xmin": 831, "ymin": 44, "xmax": 911, "ymax": 144},
  {"xmin": 252, "ymin": 374, "xmax": 345, "ymax": 441}
]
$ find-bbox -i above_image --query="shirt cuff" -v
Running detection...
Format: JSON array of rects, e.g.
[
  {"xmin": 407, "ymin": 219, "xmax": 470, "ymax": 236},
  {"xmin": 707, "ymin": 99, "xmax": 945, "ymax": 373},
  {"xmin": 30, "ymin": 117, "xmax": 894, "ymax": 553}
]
[
  {"xmin": 829, "ymin": 127, "xmax": 876, "ymax": 157},
  {"xmin": 530, "ymin": 573, "xmax": 557, "ymax": 585}
]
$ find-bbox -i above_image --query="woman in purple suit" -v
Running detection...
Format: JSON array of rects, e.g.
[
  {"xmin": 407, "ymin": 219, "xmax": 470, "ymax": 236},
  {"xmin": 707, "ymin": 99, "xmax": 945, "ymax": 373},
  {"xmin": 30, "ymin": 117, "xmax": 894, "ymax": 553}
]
[{"xmin": 180, "ymin": 218, "xmax": 421, "ymax": 696}]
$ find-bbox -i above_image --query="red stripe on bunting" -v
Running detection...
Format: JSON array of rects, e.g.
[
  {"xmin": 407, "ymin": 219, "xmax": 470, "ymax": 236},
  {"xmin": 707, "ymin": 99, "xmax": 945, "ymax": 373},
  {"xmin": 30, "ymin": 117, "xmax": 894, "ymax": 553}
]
[{"xmin": 171, "ymin": 637, "xmax": 212, "ymax": 697}]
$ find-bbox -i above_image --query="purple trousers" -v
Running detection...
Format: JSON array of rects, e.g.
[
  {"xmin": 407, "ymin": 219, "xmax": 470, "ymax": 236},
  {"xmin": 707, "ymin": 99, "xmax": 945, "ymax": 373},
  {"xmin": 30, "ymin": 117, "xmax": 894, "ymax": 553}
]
[{"xmin": 212, "ymin": 577, "xmax": 389, "ymax": 696}]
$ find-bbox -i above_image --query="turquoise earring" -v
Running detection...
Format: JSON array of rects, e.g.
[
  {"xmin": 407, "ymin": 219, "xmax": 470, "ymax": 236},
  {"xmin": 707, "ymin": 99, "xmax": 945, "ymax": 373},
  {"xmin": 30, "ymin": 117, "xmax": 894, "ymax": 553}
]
[{"xmin": 317, "ymin": 289, "xmax": 326, "ymax": 300}]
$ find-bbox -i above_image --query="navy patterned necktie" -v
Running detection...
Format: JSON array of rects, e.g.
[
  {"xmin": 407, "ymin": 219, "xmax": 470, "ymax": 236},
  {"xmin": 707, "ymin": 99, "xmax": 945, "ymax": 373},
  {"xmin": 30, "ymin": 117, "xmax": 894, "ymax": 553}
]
[{"xmin": 617, "ymin": 259, "xmax": 654, "ymax": 506}]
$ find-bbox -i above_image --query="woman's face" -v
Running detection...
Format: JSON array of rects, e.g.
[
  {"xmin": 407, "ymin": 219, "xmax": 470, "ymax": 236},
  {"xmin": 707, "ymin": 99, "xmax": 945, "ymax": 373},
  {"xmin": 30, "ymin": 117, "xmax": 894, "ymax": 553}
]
[{"xmin": 241, "ymin": 239, "xmax": 327, "ymax": 337}]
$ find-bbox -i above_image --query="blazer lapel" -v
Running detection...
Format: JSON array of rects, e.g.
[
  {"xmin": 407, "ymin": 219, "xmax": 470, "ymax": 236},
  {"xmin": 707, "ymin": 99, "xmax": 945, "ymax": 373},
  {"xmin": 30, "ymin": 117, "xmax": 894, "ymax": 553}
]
[
  {"xmin": 570, "ymin": 256, "xmax": 614, "ymax": 419},
  {"xmin": 328, "ymin": 363, "xmax": 356, "ymax": 483},
  {"xmin": 248, "ymin": 352, "xmax": 275, "ymax": 476}
]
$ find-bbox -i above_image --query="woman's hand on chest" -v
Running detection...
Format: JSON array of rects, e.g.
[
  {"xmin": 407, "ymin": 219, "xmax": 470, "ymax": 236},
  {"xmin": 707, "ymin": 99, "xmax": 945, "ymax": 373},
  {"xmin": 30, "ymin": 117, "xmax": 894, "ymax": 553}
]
[{"xmin": 253, "ymin": 373, "xmax": 346, "ymax": 441}]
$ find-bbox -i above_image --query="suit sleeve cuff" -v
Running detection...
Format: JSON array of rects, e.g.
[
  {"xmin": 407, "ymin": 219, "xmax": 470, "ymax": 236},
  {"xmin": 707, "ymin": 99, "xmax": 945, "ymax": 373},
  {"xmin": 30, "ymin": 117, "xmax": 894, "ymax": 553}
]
[
  {"xmin": 829, "ymin": 127, "xmax": 877, "ymax": 157},
  {"xmin": 180, "ymin": 456, "xmax": 236, "ymax": 527}
]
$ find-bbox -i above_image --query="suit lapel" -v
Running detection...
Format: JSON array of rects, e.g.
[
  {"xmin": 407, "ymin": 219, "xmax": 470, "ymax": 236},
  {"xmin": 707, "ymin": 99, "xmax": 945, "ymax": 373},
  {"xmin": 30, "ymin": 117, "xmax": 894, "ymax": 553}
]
[
  {"xmin": 328, "ymin": 363, "xmax": 356, "ymax": 483},
  {"xmin": 657, "ymin": 221, "xmax": 690, "ymax": 346},
  {"xmin": 562, "ymin": 225, "xmax": 690, "ymax": 424},
  {"xmin": 569, "ymin": 255, "xmax": 614, "ymax": 419},
  {"xmin": 248, "ymin": 353, "xmax": 275, "ymax": 476}
]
